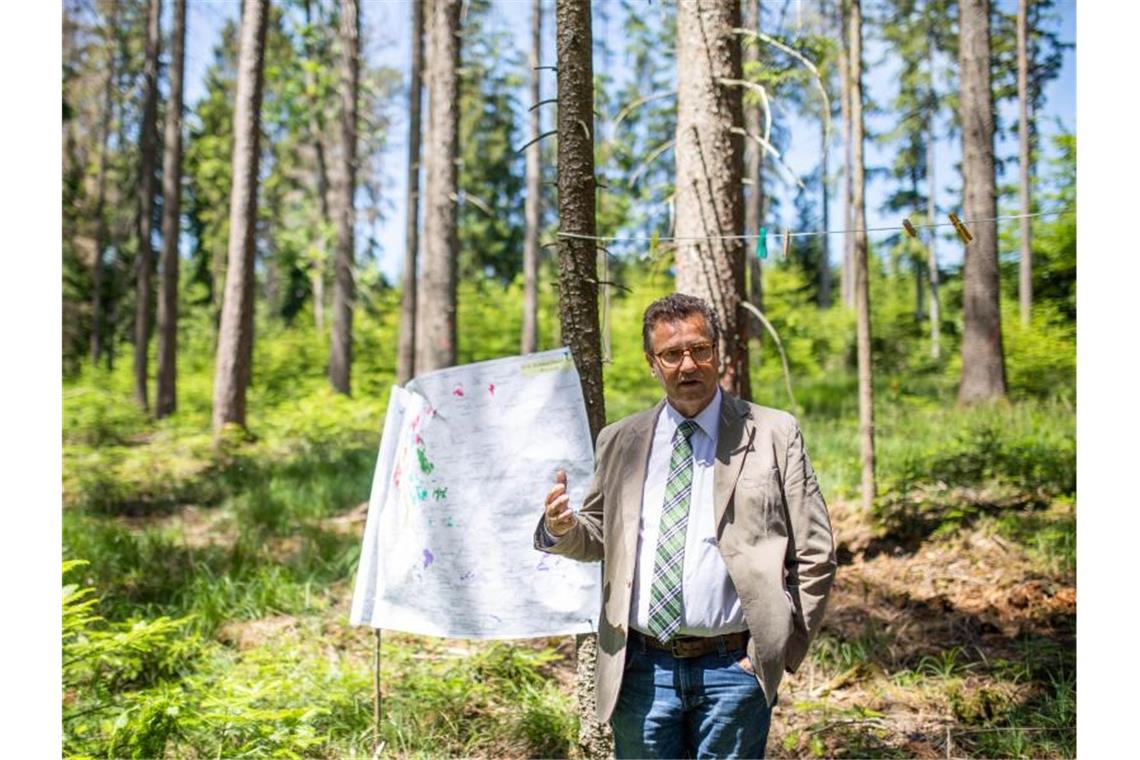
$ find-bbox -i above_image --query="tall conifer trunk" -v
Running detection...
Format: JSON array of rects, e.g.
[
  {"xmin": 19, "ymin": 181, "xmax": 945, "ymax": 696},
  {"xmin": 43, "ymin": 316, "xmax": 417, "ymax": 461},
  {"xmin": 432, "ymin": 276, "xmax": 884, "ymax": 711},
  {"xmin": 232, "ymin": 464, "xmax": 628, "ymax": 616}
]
[
  {"xmin": 397, "ymin": 0, "xmax": 426, "ymax": 384},
  {"xmin": 819, "ymin": 104, "xmax": 832, "ymax": 308},
  {"xmin": 743, "ymin": 0, "xmax": 764, "ymax": 340},
  {"xmin": 303, "ymin": 0, "xmax": 333, "ymax": 334},
  {"xmin": 957, "ymin": 0, "xmax": 1007, "ymax": 402},
  {"xmin": 556, "ymin": 0, "xmax": 609, "ymax": 755},
  {"xmin": 674, "ymin": 0, "xmax": 749, "ymax": 400},
  {"xmin": 416, "ymin": 0, "xmax": 462, "ymax": 372},
  {"xmin": 838, "ymin": 0, "xmax": 855, "ymax": 308},
  {"xmin": 156, "ymin": 0, "xmax": 187, "ymax": 418},
  {"xmin": 134, "ymin": 0, "xmax": 162, "ymax": 411},
  {"xmin": 521, "ymin": 0, "xmax": 542, "ymax": 355},
  {"xmin": 330, "ymin": 0, "xmax": 360, "ymax": 395},
  {"xmin": 1017, "ymin": 0, "xmax": 1032, "ymax": 326},
  {"xmin": 90, "ymin": 0, "xmax": 119, "ymax": 367},
  {"xmin": 849, "ymin": 0, "xmax": 876, "ymax": 510},
  {"xmin": 926, "ymin": 123, "xmax": 942, "ymax": 359},
  {"xmin": 212, "ymin": 0, "xmax": 270, "ymax": 436}
]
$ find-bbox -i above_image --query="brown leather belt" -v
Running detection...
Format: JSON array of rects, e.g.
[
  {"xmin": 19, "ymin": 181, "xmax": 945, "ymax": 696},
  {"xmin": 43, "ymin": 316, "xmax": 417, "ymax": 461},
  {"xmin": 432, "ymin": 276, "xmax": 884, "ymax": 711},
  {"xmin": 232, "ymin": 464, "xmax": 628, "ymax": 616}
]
[{"xmin": 635, "ymin": 630, "xmax": 749, "ymax": 659}]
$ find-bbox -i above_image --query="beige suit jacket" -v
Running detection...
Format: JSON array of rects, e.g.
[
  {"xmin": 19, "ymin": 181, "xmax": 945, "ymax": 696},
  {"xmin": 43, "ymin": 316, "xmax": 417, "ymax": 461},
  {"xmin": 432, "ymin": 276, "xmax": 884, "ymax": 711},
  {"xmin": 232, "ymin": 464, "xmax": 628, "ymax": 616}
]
[{"xmin": 535, "ymin": 394, "xmax": 837, "ymax": 723}]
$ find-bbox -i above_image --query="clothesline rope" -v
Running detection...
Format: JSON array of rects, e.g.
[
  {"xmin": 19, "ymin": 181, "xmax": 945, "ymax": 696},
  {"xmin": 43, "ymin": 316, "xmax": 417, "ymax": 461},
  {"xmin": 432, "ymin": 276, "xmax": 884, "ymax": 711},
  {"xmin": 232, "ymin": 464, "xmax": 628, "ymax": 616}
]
[{"xmin": 555, "ymin": 209, "xmax": 1072, "ymax": 243}]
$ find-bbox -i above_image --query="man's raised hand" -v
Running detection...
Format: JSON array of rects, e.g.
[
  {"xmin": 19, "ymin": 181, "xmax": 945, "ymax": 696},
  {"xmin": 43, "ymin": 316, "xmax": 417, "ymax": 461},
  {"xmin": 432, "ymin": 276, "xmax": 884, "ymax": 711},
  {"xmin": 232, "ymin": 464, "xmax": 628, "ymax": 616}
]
[{"xmin": 544, "ymin": 470, "xmax": 577, "ymax": 537}]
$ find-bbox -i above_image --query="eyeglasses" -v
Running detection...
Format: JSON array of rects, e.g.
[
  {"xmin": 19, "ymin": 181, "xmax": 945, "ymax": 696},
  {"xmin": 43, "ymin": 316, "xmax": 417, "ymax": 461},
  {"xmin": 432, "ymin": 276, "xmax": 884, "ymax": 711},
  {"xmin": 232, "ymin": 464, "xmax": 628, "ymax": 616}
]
[{"xmin": 654, "ymin": 342, "xmax": 716, "ymax": 369}]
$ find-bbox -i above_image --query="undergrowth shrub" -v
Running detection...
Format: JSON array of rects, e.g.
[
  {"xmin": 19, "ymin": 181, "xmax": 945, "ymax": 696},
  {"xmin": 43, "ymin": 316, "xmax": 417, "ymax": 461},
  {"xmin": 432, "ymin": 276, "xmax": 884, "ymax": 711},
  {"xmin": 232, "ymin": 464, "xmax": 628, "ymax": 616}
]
[
  {"xmin": 884, "ymin": 401, "xmax": 1076, "ymax": 497},
  {"xmin": 64, "ymin": 560, "xmax": 203, "ymax": 758}
]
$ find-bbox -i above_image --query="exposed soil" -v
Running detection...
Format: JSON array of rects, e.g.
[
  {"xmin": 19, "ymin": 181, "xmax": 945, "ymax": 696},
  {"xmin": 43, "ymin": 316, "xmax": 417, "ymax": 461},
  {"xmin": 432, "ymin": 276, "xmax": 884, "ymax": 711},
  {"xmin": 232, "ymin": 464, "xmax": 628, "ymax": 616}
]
[{"xmin": 763, "ymin": 499, "xmax": 1075, "ymax": 758}]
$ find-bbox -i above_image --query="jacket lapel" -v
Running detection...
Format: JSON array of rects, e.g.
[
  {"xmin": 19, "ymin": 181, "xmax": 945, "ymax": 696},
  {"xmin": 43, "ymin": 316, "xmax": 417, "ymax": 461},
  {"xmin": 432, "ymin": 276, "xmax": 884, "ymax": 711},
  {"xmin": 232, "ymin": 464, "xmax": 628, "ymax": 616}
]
[
  {"xmin": 714, "ymin": 394, "xmax": 754, "ymax": 531},
  {"xmin": 618, "ymin": 400, "xmax": 664, "ymax": 566}
]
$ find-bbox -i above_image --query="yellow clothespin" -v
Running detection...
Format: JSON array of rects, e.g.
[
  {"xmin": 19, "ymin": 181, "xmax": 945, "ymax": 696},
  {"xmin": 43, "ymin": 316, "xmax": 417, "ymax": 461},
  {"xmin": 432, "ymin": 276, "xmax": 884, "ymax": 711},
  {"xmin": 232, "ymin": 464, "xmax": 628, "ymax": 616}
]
[
  {"xmin": 902, "ymin": 218, "xmax": 918, "ymax": 239},
  {"xmin": 782, "ymin": 229, "xmax": 791, "ymax": 259},
  {"xmin": 948, "ymin": 212, "xmax": 973, "ymax": 245}
]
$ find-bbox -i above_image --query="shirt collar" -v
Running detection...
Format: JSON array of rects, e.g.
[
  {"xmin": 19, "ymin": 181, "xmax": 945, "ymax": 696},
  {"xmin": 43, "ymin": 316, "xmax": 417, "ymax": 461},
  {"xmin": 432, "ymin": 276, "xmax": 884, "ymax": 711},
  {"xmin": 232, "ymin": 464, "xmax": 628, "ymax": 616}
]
[{"xmin": 664, "ymin": 388, "xmax": 722, "ymax": 441}]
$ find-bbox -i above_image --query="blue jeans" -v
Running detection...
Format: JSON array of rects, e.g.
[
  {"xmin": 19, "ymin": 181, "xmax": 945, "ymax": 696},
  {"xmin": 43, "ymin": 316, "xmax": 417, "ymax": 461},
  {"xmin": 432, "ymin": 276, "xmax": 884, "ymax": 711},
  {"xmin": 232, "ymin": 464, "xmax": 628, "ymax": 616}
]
[{"xmin": 611, "ymin": 633, "xmax": 773, "ymax": 759}]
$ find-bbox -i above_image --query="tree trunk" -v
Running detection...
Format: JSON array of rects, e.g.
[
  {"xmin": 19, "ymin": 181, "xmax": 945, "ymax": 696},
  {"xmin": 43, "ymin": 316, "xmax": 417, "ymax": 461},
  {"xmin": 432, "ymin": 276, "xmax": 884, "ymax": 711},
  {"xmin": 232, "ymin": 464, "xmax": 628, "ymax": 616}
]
[
  {"xmin": 674, "ymin": 0, "xmax": 749, "ymax": 401},
  {"xmin": 838, "ymin": 0, "xmax": 854, "ymax": 308},
  {"xmin": 743, "ymin": 0, "xmax": 764, "ymax": 341},
  {"xmin": 397, "ymin": 0, "xmax": 426, "ymax": 384},
  {"xmin": 330, "ymin": 0, "xmax": 360, "ymax": 395},
  {"xmin": 1016, "ymin": 0, "xmax": 1032, "ymax": 326},
  {"xmin": 156, "ymin": 0, "xmax": 187, "ymax": 418},
  {"xmin": 556, "ymin": 0, "xmax": 609, "ymax": 755},
  {"xmin": 521, "ymin": 0, "xmax": 542, "ymax": 355},
  {"xmin": 90, "ymin": 0, "xmax": 119, "ymax": 367},
  {"xmin": 926, "ymin": 130, "xmax": 941, "ymax": 359},
  {"xmin": 819, "ymin": 109, "xmax": 832, "ymax": 309},
  {"xmin": 849, "ymin": 0, "xmax": 875, "ymax": 511},
  {"xmin": 909, "ymin": 168, "xmax": 924, "ymax": 322},
  {"xmin": 303, "ymin": 0, "xmax": 333, "ymax": 334},
  {"xmin": 212, "ymin": 0, "xmax": 270, "ymax": 437},
  {"xmin": 134, "ymin": 0, "xmax": 162, "ymax": 411},
  {"xmin": 415, "ymin": 0, "xmax": 462, "ymax": 372},
  {"xmin": 957, "ymin": 0, "xmax": 1007, "ymax": 403}
]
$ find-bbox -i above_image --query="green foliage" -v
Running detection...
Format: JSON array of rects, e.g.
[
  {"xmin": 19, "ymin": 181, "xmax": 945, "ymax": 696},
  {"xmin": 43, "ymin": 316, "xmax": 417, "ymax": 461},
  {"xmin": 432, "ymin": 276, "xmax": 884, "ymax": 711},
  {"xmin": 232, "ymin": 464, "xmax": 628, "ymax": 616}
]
[
  {"xmin": 1031, "ymin": 133, "xmax": 1077, "ymax": 321},
  {"xmin": 1001, "ymin": 300, "xmax": 1074, "ymax": 400},
  {"xmin": 882, "ymin": 399, "xmax": 1075, "ymax": 498},
  {"xmin": 184, "ymin": 19, "xmax": 238, "ymax": 310},
  {"xmin": 606, "ymin": 0, "xmax": 677, "ymax": 239},
  {"xmin": 458, "ymin": 0, "xmax": 525, "ymax": 284},
  {"xmin": 64, "ymin": 561, "xmax": 202, "ymax": 758}
]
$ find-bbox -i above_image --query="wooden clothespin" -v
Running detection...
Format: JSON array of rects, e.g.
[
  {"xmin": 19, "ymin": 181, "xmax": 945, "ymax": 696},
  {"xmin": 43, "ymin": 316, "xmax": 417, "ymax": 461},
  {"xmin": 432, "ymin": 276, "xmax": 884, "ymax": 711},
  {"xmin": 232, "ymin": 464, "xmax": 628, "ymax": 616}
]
[
  {"xmin": 755, "ymin": 226, "xmax": 768, "ymax": 260},
  {"xmin": 902, "ymin": 218, "xmax": 918, "ymax": 239},
  {"xmin": 781, "ymin": 229, "xmax": 791, "ymax": 259},
  {"xmin": 948, "ymin": 212, "xmax": 973, "ymax": 245}
]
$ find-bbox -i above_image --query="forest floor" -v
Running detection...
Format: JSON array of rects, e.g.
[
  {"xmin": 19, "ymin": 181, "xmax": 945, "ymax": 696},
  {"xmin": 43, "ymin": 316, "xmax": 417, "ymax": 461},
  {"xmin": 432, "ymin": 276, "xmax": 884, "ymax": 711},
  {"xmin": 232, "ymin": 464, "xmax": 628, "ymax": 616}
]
[
  {"xmin": 153, "ymin": 493, "xmax": 1073, "ymax": 758},
  {"xmin": 64, "ymin": 370, "xmax": 1076, "ymax": 757},
  {"xmin": 760, "ymin": 497, "xmax": 1076, "ymax": 758}
]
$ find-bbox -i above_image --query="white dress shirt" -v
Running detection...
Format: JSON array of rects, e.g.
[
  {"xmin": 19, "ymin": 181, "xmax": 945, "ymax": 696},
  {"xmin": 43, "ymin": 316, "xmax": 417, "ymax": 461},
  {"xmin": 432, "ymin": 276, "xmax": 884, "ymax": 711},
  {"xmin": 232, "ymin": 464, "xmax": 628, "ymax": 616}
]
[{"xmin": 630, "ymin": 389, "xmax": 748, "ymax": 636}]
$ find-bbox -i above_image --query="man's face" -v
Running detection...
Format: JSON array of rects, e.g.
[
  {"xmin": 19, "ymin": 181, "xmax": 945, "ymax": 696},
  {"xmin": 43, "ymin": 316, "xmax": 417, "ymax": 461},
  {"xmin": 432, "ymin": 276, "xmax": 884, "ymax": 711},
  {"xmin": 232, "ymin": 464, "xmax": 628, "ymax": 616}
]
[{"xmin": 646, "ymin": 314, "xmax": 720, "ymax": 418}]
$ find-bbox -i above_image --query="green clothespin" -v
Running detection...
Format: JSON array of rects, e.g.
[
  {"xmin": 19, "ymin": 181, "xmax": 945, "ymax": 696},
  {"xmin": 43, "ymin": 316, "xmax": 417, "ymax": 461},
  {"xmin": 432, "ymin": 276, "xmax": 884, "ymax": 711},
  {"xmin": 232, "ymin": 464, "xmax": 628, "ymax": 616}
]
[
  {"xmin": 755, "ymin": 226, "xmax": 768, "ymax": 260},
  {"xmin": 650, "ymin": 230, "xmax": 660, "ymax": 258}
]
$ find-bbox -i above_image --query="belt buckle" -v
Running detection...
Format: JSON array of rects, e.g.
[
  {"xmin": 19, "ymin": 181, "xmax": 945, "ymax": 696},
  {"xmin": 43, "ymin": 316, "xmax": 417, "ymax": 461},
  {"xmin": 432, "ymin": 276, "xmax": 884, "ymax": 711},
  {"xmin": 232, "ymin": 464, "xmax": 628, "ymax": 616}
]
[{"xmin": 669, "ymin": 638, "xmax": 686, "ymax": 658}]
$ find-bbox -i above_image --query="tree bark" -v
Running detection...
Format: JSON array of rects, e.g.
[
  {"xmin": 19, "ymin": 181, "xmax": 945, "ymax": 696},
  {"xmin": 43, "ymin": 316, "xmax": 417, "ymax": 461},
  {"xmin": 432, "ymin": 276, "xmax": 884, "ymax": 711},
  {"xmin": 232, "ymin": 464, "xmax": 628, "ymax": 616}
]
[
  {"xmin": 556, "ymin": 0, "xmax": 609, "ymax": 755},
  {"xmin": 212, "ymin": 0, "xmax": 270, "ymax": 437},
  {"xmin": 397, "ymin": 0, "xmax": 426, "ymax": 384},
  {"xmin": 819, "ymin": 106, "xmax": 832, "ymax": 309},
  {"xmin": 156, "ymin": 0, "xmax": 187, "ymax": 418},
  {"xmin": 415, "ymin": 0, "xmax": 462, "ymax": 372},
  {"xmin": 926, "ymin": 124, "xmax": 941, "ymax": 359},
  {"xmin": 849, "ymin": 0, "xmax": 875, "ymax": 510},
  {"xmin": 303, "ymin": 0, "xmax": 333, "ymax": 334},
  {"xmin": 134, "ymin": 0, "xmax": 163, "ymax": 411},
  {"xmin": 521, "ymin": 0, "xmax": 542, "ymax": 355},
  {"xmin": 674, "ymin": 0, "xmax": 749, "ymax": 401},
  {"xmin": 90, "ymin": 0, "xmax": 119, "ymax": 367},
  {"xmin": 330, "ymin": 0, "xmax": 360, "ymax": 395},
  {"xmin": 838, "ymin": 0, "xmax": 854, "ymax": 308},
  {"xmin": 957, "ymin": 0, "xmax": 1007, "ymax": 403},
  {"xmin": 743, "ymin": 0, "xmax": 764, "ymax": 340},
  {"xmin": 1016, "ymin": 0, "xmax": 1032, "ymax": 326}
]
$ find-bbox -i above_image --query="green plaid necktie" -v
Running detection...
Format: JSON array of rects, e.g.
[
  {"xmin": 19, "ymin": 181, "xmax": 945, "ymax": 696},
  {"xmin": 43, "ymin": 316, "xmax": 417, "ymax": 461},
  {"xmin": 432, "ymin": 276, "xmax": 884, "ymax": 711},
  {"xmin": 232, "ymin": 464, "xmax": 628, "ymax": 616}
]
[{"xmin": 647, "ymin": 419, "xmax": 698, "ymax": 642}]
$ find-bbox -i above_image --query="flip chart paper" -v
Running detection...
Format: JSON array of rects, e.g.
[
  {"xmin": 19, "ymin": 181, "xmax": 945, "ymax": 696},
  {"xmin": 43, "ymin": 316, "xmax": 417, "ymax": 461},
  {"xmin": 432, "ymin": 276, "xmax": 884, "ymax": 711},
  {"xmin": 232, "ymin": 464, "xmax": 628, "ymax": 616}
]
[{"xmin": 350, "ymin": 348, "xmax": 601, "ymax": 639}]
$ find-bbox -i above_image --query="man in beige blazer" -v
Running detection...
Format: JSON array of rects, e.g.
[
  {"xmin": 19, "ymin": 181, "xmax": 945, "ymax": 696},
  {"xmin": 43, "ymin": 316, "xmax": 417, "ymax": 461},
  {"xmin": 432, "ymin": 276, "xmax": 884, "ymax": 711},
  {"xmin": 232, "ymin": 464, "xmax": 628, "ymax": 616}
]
[{"xmin": 537, "ymin": 293, "xmax": 836, "ymax": 758}]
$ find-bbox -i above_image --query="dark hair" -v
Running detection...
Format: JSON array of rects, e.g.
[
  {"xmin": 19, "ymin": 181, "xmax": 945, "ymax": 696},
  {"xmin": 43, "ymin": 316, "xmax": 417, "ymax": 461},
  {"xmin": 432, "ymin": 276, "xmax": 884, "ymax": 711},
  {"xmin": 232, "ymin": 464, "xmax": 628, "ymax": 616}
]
[{"xmin": 642, "ymin": 293, "xmax": 720, "ymax": 354}]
